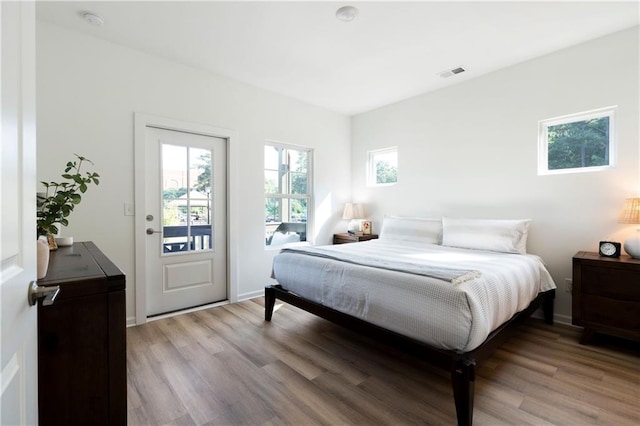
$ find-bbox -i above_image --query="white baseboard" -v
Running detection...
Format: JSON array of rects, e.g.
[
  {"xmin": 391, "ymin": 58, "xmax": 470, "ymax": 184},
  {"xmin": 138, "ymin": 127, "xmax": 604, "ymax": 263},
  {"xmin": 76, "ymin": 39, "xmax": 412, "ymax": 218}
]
[
  {"xmin": 553, "ymin": 313, "xmax": 574, "ymax": 327},
  {"xmin": 530, "ymin": 309, "xmax": 574, "ymax": 327},
  {"xmin": 125, "ymin": 294, "xmax": 577, "ymax": 329},
  {"xmin": 237, "ymin": 289, "xmax": 264, "ymax": 302},
  {"xmin": 126, "ymin": 316, "xmax": 137, "ymax": 327},
  {"xmin": 126, "ymin": 300, "xmax": 231, "ymax": 326}
]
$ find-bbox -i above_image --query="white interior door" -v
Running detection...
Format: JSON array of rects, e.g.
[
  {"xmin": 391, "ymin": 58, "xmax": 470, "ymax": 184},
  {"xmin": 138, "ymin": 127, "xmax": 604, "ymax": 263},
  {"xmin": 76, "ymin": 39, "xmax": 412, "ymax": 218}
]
[
  {"xmin": 0, "ymin": 2, "xmax": 38, "ymax": 424},
  {"xmin": 144, "ymin": 127, "xmax": 227, "ymax": 316}
]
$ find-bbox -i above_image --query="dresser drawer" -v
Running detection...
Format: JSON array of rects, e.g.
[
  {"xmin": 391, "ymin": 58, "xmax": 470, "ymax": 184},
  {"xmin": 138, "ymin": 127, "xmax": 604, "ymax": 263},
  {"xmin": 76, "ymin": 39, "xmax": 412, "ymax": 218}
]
[
  {"xmin": 581, "ymin": 265, "xmax": 640, "ymax": 301},
  {"xmin": 581, "ymin": 294, "xmax": 640, "ymax": 331},
  {"xmin": 573, "ymin": 252, "xmax": 640, "ymax": 343}
]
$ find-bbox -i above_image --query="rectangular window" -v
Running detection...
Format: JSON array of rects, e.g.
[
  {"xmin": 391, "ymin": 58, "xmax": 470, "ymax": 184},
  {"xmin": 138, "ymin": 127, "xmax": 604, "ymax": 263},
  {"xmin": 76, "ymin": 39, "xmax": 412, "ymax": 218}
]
[
  {"xmin": 264, "ymin": 142, "xmax": 312, "ymax": 247},
  {"xmin": 161, "ymin": 144, "xmax": 213, "ymax": 253},
  {"xmin": 538, "ymin": 107, "xmax": 616, "ymax": 175},
  {"xmin": 367, "ymin": 147, "xmax": 398, "ymax": 186}
]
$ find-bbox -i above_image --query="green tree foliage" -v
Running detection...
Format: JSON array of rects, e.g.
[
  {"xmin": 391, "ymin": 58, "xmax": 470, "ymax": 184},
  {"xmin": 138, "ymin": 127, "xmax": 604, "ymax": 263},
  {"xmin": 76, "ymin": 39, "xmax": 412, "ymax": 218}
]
[
  {"xmin": 163, "ymin": 204, "xmax": 181, "ymax": 226},
  {"xmin": 194, "ymin": 152, "xmax": 211, "ymax": 192},
  {"xmin": 265, "ymin": 178, "xmax": 280, "ymax": 221},
  {"xmin": 547, "ymin": 117, "xmax": 609, "ymax": 170},
  {"xmin": 163, "ymin": 187, "xmax": 187, "ymax": 200},
  {"xmin": 376, "ymin": 160, "xmax": 397, "ymax": 184}
]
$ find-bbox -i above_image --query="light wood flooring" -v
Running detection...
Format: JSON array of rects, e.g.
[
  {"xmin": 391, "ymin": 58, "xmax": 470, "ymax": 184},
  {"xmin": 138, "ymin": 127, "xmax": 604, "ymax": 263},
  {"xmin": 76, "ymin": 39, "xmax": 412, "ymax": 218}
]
[{"xmin": 127, "ymin": 298, "xmax": 639, "ymax": 425}]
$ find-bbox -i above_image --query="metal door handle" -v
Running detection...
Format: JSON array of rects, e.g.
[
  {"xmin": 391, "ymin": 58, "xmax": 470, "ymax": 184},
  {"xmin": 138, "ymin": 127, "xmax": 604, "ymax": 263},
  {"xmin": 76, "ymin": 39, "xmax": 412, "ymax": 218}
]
[
  {"xmin": 28, "ymin": 281, "xmax": 60, "ymax": 306},
  {"xmin": 146, "ymin": 228, "xmax": 162, "ymax": 235}
]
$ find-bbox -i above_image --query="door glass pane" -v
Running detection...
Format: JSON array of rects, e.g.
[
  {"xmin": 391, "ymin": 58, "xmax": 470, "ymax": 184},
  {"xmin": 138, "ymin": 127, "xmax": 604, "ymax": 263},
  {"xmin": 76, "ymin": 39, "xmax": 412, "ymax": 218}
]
[
  {"xmin": 162, "ymin": 143, "xmax": 188, "ymax": 228},
  {"xmin": 161, "ymin": 143, "xmax": 213, "ymax": 254}
]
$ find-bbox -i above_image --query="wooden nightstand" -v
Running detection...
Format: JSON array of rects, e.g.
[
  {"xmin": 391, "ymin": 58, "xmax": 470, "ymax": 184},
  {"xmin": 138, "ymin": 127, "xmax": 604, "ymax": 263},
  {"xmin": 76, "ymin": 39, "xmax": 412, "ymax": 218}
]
[
  {"xmin": 572, "ymin": 251, "xmax": 640, "ymax": 344},
  {"xmin": 333, "ymin": 233, "xmax": 379, "ymax": 244}
]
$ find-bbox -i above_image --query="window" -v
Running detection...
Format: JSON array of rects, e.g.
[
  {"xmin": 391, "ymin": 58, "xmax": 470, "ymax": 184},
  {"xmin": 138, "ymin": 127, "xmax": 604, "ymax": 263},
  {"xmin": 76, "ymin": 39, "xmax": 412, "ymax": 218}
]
[
  {"xmin": 161, "ymin": 144, "xmax": 213, "ymax": 253},
  {"xmin": 264, "ymin": 143, "xmax": 312, "ymax": 247},
  {"xmin": 367, "ymin": 147, "xmax": 398, "ymax": 186},
  {"xmin": 538, "ymin": 107, "xmax": 616, "ymax": 175}
]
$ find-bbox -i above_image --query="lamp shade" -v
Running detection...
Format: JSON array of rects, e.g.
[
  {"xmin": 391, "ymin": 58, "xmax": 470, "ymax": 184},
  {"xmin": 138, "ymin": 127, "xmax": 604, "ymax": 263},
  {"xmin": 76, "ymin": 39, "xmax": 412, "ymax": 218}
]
[
  {"xmin": 619, "ymin": 197, "xmax": 640, "ymax": 259},
  {"xmin": 619, "ymin": 197, "xmax": 640, "ymax": 224},
  {"xmin": 342, "ymin": 203, "xmax": 364, "ymax": 220},
  {"xmin": 342, "ymin": 203, "xmax": 365, "ymax": 233}
]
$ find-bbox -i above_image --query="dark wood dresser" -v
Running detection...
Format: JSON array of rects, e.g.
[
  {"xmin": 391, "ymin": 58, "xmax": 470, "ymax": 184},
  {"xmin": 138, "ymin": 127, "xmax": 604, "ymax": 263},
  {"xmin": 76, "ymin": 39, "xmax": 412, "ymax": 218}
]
[
  {"xmin": 572, "ymin": 251, "xmax": 640, "ymax": 344},
  {"xmin": 37, "ymin": 241, "xmax": 126, "ymax": 426}
]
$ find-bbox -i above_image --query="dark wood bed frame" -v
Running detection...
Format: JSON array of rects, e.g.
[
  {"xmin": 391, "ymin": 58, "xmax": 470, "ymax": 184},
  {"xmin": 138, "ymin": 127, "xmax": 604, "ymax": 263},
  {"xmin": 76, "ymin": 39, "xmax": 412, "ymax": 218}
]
[{"xmin": 265, "ymin": 284, "xmax": 555, "ymax": 426}]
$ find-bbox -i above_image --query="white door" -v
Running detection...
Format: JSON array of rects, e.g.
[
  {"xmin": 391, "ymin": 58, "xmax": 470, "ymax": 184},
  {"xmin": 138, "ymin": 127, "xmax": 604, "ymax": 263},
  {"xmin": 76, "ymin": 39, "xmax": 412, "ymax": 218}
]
[
  {"xmin": 144, "ymin": 127, "xmax": 227, "ymax": 316},
  {"xmin": 0, "ymin": 2, "xmax": 38, "ymax": 424}
]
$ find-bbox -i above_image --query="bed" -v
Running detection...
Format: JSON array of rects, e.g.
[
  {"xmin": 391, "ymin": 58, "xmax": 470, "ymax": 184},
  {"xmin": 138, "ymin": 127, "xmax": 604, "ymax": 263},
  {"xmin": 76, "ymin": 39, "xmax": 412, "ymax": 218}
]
[{"xmin": 265, "ymin": 217, "xmax": 557, "ymax": 425}]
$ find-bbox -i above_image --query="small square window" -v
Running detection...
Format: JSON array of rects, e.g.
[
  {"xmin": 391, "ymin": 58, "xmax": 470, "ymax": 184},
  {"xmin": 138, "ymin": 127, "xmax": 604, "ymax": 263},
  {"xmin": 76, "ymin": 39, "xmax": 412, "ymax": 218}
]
[
  {"xmin": 538, "ymin": 107, "xmax": 616, "ymax": 175},
  {"xmin": 367, "ymin": 147, "xmax": 398, "ymax": 186}
]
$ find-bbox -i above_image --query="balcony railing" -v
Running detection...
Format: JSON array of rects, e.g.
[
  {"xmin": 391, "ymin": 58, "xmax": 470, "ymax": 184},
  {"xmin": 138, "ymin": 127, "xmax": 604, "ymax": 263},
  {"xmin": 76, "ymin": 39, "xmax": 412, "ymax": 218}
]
[{"xmin": 162, "ymin": 225, "xmax": 212, "ymax": 253}]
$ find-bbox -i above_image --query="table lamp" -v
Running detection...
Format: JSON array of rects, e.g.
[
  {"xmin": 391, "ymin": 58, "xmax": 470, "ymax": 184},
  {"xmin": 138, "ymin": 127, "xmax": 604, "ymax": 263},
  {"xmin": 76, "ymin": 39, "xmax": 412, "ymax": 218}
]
[
  {"xmin": 342, "ymin": 203, "xmax": 364, "ymax": 233},
  {"xmin": 618, "ymin": 197, "xmax": 640, "ymax": 258}
]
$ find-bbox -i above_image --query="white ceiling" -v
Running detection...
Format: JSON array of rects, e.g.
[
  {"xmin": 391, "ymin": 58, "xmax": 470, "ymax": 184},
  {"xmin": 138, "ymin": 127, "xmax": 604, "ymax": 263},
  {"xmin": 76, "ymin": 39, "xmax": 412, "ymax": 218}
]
[{"xmin": 36, "ymin": 1, "xmax": 639, "ymax": 116}]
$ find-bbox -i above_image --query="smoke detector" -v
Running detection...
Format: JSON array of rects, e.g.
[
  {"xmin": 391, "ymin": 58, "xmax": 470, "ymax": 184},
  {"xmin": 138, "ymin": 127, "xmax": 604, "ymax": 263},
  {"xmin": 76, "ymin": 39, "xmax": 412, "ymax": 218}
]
[
  {"xmin": 438, "ymin": 66, "xmax": 466, "ymax": 78},
  {"xmin": 80, "ymin": 11, "xmax": 104, "ymax": 27},
  {"xmin": 336, "ymin": 6, "xmax": 359, "ymax": 22}
]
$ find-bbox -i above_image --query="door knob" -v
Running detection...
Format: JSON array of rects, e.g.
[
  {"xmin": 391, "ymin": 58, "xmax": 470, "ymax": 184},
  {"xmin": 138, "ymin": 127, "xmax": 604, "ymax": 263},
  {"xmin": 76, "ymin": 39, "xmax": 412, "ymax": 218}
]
[
  {"xmin": 146, "ymin": 228, "xmax": 162, "ymax": 235},
  {"xmin": 28, "ymin": 281, "xmax": 60, "ymax": 306}
]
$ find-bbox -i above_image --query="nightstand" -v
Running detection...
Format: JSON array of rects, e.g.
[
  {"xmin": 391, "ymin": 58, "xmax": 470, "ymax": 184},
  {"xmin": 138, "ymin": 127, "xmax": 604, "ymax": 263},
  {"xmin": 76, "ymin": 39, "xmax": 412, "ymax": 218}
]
[
  {"xmin": 333, "ymin": 233, "xmax": 379, "ymax": 244},
  {"xmin": 572, "ymin": 251, "xmax": 640, "ymax": 344}
]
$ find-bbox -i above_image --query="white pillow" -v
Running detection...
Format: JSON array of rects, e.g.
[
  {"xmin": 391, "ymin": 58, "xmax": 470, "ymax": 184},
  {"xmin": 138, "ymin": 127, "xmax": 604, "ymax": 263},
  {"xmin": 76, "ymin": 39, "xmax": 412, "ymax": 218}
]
[
  {"xmin": 442, "ymin": 217, "xmax": 531, "ymax": 254},
  {"xmin": 379, "ymin": 216, "xmax": 442, "ymax": 245}
]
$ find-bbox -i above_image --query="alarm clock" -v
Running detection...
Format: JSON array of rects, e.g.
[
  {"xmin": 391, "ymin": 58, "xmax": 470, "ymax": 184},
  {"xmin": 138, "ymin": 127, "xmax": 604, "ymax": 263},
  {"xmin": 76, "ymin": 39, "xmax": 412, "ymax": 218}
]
[{"xmin": 599, "ymin": 241, "xmax": 621, "ymax": 258}]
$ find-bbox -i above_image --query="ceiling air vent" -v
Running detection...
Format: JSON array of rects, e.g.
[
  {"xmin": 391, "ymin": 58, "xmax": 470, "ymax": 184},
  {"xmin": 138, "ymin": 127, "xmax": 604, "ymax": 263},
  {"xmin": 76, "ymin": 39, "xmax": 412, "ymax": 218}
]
[{"xmin": 438, "ymin": 66, "xmax": 466, "ymax": 78}]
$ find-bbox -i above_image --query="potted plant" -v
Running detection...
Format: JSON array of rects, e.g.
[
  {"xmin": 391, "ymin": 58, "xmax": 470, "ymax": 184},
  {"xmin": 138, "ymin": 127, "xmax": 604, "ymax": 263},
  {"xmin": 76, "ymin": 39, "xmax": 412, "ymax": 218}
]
[{"xmin": 37, "ymin": 154, "xmax": 100, "ymax": 249}]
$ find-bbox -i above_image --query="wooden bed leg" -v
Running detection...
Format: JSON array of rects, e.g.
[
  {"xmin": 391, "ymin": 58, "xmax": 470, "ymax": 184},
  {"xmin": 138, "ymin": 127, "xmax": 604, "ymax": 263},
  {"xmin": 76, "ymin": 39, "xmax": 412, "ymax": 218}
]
[
  {"xmin": 265, "ymin": 286, "xmax": 276, "ymax": 321},
  {"xmin": 451, "ymin": 359, "xmax": 475, "ymax": 426},
  {"xmin": 543, "ymin": 289, "xmax": 555, "ymax": 325}
]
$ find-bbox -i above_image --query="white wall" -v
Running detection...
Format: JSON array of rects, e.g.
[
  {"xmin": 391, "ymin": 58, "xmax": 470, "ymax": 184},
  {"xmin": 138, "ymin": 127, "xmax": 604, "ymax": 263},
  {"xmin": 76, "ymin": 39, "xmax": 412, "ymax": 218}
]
[
  {"xmin": 351, "ymin": 27, "xmax": 640, "ymax": 322},
  {"xmin": 35, "ymin": 22, "xmax": 351, "ymax": 322}
]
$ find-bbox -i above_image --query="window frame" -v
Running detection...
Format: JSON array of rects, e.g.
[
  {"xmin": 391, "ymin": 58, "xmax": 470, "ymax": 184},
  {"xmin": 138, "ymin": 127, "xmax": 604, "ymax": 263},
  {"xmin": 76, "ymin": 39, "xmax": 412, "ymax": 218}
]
[
  {"xmin": 264, "ymin": 140, "xmax": 313, "ymax": 249},
  {"xmin": 367, "ymin": 146, "xmax": 398, "ymax": 187},
  {"xmin": 538, "ymin": 106, "xmax": 616, "ymax": 176}
]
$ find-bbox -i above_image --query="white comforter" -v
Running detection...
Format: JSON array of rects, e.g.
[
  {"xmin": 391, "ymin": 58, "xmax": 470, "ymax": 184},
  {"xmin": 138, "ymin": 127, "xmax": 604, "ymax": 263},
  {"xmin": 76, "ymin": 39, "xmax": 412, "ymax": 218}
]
[{"xmin": 271, "ymin": 240, "xmax": 556, "ymax": 352}]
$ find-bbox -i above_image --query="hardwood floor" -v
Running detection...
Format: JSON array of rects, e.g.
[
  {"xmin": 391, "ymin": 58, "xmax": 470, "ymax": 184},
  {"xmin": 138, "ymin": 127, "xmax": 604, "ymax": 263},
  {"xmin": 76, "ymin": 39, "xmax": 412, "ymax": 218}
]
[{"xmin": 127, "ymin": 298, "xmax": 639, "ymax": 425}]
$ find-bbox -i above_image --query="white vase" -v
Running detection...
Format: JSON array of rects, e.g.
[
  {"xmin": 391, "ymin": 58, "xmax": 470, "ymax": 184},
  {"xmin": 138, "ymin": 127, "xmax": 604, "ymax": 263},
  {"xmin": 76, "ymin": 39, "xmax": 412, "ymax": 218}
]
[
  {"xmin": 37, "ymin": 238, "xmax": 50, "ymax": 279},
  {"xmin": 624, "ymin": 230, "xmax": 640, "ymax": 259}
]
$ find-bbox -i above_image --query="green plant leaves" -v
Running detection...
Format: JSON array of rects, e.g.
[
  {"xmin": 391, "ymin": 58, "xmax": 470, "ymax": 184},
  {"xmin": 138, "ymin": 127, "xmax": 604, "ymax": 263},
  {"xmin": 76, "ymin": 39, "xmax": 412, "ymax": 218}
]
[{"xmin": 36, "ymin": 154, "xmax": 99, "ymax": 236}]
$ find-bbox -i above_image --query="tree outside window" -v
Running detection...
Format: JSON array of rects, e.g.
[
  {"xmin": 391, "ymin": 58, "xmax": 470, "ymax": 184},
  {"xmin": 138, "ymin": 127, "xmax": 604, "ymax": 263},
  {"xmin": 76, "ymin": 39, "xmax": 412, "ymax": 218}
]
[
  {"xmin": 368, "ymin": 147, "xmax": 398, "ymax": 186},
  {"xmin": 539, "ymin": 107, "xmax": 615, "ymax": 175}
]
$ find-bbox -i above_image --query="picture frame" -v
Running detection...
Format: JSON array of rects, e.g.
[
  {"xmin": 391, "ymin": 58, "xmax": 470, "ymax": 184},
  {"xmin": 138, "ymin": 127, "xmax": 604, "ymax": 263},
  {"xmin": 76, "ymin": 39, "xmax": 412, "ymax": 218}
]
[{"xmin": 362, "ymin": 220, "xmax": 372, "ymax": 235}]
